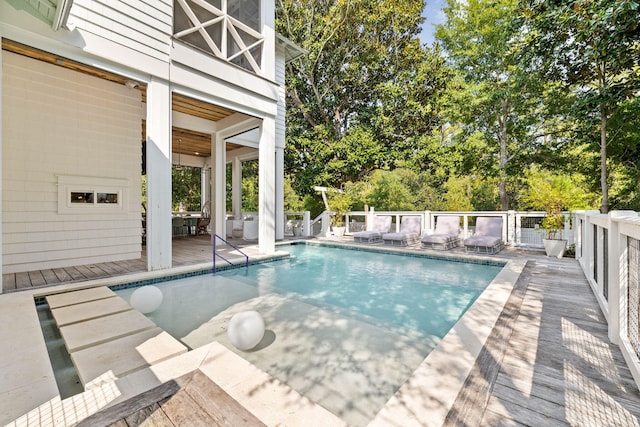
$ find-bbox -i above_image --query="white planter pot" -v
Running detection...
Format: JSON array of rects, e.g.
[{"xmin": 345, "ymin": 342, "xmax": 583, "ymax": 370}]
[
  {"xmin": 543, "ymin": 239, "xmax": 567, "ymax": 258},
  {"xmin": 332, "ymin": 226, "xmax": 346, "ymax": 237}
]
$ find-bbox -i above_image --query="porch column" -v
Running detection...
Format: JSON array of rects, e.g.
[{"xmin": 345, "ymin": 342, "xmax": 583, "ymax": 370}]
[
  {"xmin": 275, "ymin": 147, "xmax": 285, "ymax": 240},
  {"xmin": 145, "ymin": 77, "xmax": 172, "ymax": 270},
  {"xmin": 258, "ymin": 117, "xmax": 276, "ymax": 253},
  {"xmin": 232, "ymin": 155, "xmax": 243, "ymax": 219},
  {"xmin": 212, "ymin": 134, "xmax": 226, "ymax": 239},
  {"xmin": 201, "ymin": 165, "xmax": 211, "ymax": 208},
  {"xmin": 0, "ymin": 46, "xmax": 3, "ymax": 292}
]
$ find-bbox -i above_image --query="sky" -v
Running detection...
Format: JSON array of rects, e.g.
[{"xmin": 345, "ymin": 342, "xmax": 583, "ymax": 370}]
[{"xmin": 419, "ymin": 0, "xmax": 448, "ymax": 46}]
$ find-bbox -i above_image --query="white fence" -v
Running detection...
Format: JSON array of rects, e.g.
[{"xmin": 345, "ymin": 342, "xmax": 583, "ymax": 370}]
[
  {"xmin": 573, "ymin": 210, "xmax": 640, "ymax": 388},
  {"xmin": 309, "ymin": 209, "xmax": 573, "ymax": 248}
]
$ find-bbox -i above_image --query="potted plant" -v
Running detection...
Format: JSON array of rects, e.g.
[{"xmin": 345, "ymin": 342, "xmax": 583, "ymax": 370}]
[
  {"xmin": 292, "ymin": 221, "xmax": 303, "ymax": 237},
  {"xmin": 541, "ymin": 210, "xmax": 567, "ymax": 258},
  {"xmin": 327, "ymin": 190, "xmax": 352, "ymax": 238},
  {"xmin": 523, "ymin": 168, "xmax": 587, "ymax": 258}
]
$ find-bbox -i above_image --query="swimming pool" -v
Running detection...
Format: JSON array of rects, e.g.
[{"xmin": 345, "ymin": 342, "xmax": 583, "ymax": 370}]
[{"xmin": 115, "ymin": 243, "xmax": 504, "ymax": 426}]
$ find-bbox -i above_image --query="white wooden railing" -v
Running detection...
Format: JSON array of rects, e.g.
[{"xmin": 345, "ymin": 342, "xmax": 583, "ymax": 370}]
[
  {"xmin": 573, "ymin": 210, "xmax": 640, "ymax": 389},
  {"xmin": 326, "ymin": 209, "xmax": 573, "ymax": 248}
]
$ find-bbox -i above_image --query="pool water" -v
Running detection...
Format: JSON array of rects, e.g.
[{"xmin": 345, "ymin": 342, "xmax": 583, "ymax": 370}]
[
  {"xmin": 219, "ymin": 244, "xmax": 501, "ymax": 337},
  {"xmin": 115, "ymin": 244, "xmax": 503, "ymax": 426}
]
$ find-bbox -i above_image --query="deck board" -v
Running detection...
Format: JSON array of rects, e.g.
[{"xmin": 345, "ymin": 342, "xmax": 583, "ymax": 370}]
[
  {"xmin": 15, "ymin": 272, "xmax": 31, "ymax": 289},
  {"xmin": 27, "ymin": 270, "xmax": 47, "ymax": 287},
  {"xmin": 78, "ymin": 370, "xmax": 265, "ymax": 427},
  {"xmin": 52, "ymin": 268, "xmax": 73, "ymax": 282},
  {"xmin": 40, "ymin": 269, "xmax": 60, "ymax": 284},
  {"xmin": 476, "ymin": 256, "xmax": 640, "ymax": 426}
]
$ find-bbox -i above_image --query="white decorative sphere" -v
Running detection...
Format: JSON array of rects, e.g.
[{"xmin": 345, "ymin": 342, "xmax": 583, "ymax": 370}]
[
  {"xmin": 130, "ymin": 285, "xmax": 163, "ymax": 314},
  {"xmin": 227, "ymin": 311, "xmax": 265, "ymax": 351}
]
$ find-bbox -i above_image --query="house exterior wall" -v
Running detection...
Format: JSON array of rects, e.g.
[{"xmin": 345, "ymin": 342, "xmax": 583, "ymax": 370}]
[
  {"xmin": 68, "ymin": 0, "xmax": 172, "ymax": 63},
  {"xmin": 2, "ymin": 51, "xmax": 143, "ymax": 273},
  {"xmin": 0, "ymin": 0, "xmax": 287, "ymax": 279}
]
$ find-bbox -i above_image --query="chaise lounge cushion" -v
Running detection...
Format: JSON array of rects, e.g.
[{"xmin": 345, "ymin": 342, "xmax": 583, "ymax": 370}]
[
  {"xmin": 383, "ymin": 216, "xmax": 422, "ymax": 246},
  {"xmin": 421, "ymin": 216, "xmax": 460, "ymax": 250},
  {"xmin": 422, "ymin": 234, "xmax": 456, "ymax": 244},
  {"xmin": 463, "ymin": 235, "xmax": 502, "ymax": 248},
  {"xmin": 353, "ymin": 215, "xmax": 392, "ymax": 243},
  {"xmin": 463, "ymin": 216, "xmax": 504, "ymax": 254}
]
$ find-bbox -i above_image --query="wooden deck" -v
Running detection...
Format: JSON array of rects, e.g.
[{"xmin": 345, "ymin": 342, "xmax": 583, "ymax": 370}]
[
  {"xmin": 446, "ymin": 254, "xmax": 640, "ymax": 426},
  {"xmin": 3, "ymin": 240, "xmax": 640, "ymax": 425},
  {"xmin": 77, "ymin": 370, "xmax": 265, "ymax": 427},
  {"xmin": 2, "ymin": 235, "xmax": 225, "ymax": 292}
]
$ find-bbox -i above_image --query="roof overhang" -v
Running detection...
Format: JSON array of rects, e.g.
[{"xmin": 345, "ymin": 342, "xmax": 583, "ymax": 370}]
[
  {"xmin": 11, "ymin": 0, "xmax": 73, "ymax": 31},
  {"xmin": 276, "ymin": 33, "xmax": 306, "ymax": 63}
]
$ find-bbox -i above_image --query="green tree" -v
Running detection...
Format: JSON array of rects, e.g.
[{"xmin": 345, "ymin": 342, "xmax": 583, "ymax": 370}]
[
  {"xmin": 519, "ymin": 0, "xmax": 640, "ymax": 212},
  {"xmin": 442, "ymin": 176, "xmax": 474, "ymax": 211},
  {"xmin": 241, "ymin": 160, "xmax": 259, "ymax": 212},
  {"xmin": 521, "ymin": 166, "xmax": 595, "ymax": 213},
  {"xmin": 277, "ymin": 0, "xmax": 449, "ymax": 193},
  {"xmin": 172, "ymin": 166, "xmax": 201, "ymax": 211},
  {"xmin": 284, "ymin": 175, "xmax": 305, "ymax": 211},
  {"xmin": 436, "ymin": 0, "xmax": 544, "ymax": 210}
]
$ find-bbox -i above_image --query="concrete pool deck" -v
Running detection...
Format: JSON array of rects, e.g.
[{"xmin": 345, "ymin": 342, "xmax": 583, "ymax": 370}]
[{"xmin": 2, "ymin": 242, "xmax": 640, "ymax": 426}]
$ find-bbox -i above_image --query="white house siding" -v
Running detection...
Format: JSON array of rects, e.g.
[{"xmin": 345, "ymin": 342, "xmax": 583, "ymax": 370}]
[
  {"xmin": 2, "ymin": 51, "xmax": 143, "ymax": 273},
  {"xmin": 68, "ymin": 0, "xmax": 172, "ymax": 63}
]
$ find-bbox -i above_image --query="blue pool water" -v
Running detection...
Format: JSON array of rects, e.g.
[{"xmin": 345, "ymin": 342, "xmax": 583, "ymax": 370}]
[
  {"xmin": 218, "ymin": 244, "xmax": 503, "ymax": 337},
  {"xmin": 115, "ymin": 243, "xmax": 504, "ymax": 426},
  {"xmin": 116, "ymin": 243, "xmax": 503, "ymax": 341}
]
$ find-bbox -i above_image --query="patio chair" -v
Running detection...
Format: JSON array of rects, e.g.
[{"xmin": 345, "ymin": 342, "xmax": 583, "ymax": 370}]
[
  {"xmin": 172, "ymin": 217, "xmax": 188, "ymax": 237},
  {"xmin": 352, "ymin": 215, "xmax": 392, "ymax": 243},
  {"xmin": 382, "ymin": 216, "xmax": 422, "ymax": 246},
  {"xmin": 463, "ymin": 216, "xmax": 504, "ymax": 254},
  {"xmin": 196, "ymin": 201, "xmax": 211, "ymax": 235},
  {"xmin": 421, "ymin": 216, "xmax": 460, "ymax": 250}
]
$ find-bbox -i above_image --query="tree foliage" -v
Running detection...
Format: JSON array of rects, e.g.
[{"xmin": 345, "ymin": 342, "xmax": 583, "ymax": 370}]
[
  {"xmin": 518, "ymin": 0, "xmax": 640, "ymax": 212},
  {"xmin": 436, "ymin": 0, "xmax": 544, "ymax": 210},
  {"xmin": 277, "ymin": 0, "xmax": 451, "ymax": 194},
  {"xmin": 272, "ymin": 0, "xmax": 639, "ymax": 214}
]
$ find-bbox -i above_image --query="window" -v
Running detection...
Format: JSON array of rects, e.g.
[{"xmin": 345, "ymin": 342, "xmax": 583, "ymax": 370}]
[
  {"xmin": 97, "ymin": 192, "xmax": 119, "ymax": 204},
  {"xmin": 58, "ymin": 175, "xmax": 128, "ymax": 213},
  {"xmin": 71, "ymin": 192, "xmax": 94, "ymax": 204}
]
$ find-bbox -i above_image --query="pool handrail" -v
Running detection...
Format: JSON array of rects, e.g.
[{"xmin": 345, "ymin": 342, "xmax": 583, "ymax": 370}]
[{"xmin": 213, "ymin": 233, "xmax": 249, "ymax": 273}]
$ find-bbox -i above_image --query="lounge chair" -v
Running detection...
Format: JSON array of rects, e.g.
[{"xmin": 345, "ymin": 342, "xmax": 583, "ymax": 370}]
[
  {"xmin": 421, "ymin": 216, "xmax": 460, "ymax": 250},
  {"xmin": 383, "ymin": 216, "xmax": 422, "ymax": 246},
  {"xmin": 353, "ymin": 215, "xmax": 392, "ymax": 243},
  {"xmin": 464, "ymin": 216, "xmax": 504, "ymax": 254}
]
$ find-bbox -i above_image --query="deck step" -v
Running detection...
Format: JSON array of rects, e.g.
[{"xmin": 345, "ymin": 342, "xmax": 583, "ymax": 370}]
[
  {"xmin": 51, "ymin": 296, "xmax": 132, "ymax": 327},
  {"xmin": 46, "ymin": 286, "xmax": 189, "ymax": 391},
  {"xmin": 46, "ymin": 287, "xmax": 116, "ymax": 309},
  {"xmin": 72, "ymin": 327, "xmax": 188, "ymax": 387},
  {"xmin": 59, "ymin": 309, "xmax": 156, "ymax": 353}
]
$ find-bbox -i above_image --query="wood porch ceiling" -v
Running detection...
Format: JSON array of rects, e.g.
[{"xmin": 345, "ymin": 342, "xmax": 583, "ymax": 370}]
[{"xmin": 2, "ymin": 39, "xmax": 242, "ymax": 157}]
